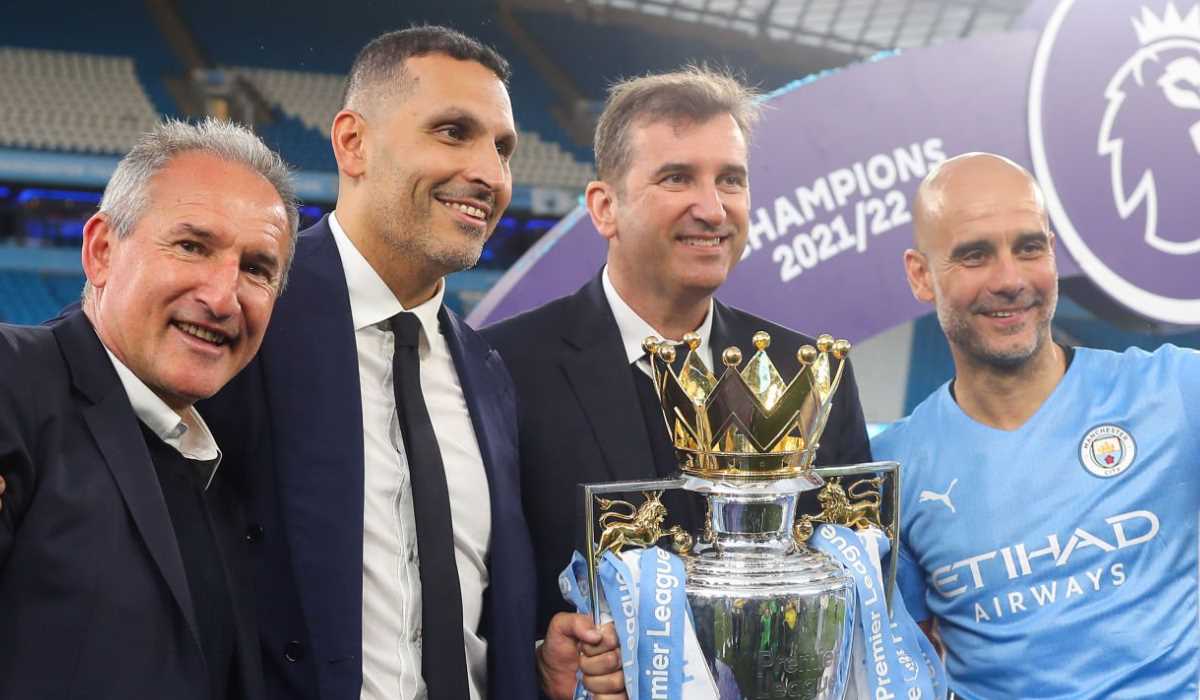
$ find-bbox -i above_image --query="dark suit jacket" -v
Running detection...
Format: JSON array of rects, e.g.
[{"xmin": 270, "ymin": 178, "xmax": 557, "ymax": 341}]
[
  {"xmin": 0, "ymin": 311, "xmax": 263, "ymax": 700},
  {"xmin": 202, "ymin": 216, "xmax": 537, "ymax": 700},
  {"xmin": 482, "ymin": 274, "xmax": 872, "ymax": 632}
]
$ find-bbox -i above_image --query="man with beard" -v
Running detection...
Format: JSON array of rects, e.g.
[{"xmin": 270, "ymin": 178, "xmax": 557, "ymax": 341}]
[
  {"xmin": 201, "ymin": 26, "xmax": 619, "ymax": 700},
  {"xmin": 481, "ymin": 67, "xmax": 872, "ymax": 685},
  {"xmin": 873, "ymin": 152, "xmax": 1200, "ymax": 698}
]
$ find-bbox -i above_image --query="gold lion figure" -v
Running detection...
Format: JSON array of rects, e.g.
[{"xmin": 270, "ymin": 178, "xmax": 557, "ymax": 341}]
[
  {"xmin": 794, "ymin": 477, "xmax": 887, "ymax": 544},
  {"xmin": 595, "ymin": 491, "xmax": 692, "ymax": 559}
]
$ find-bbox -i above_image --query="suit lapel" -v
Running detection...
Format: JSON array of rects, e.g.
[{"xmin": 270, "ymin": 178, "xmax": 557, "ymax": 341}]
[
  {"xmin": 561, "ymin": 277, "xmax": 656, "ymax": 482},
  {"xmin": 52, "ymin": 311, "xmax": 202, "ymax": 647},
  {"xmin": 260, "ymin": 219, "xmax": 365, "ymax": 664},
  {"xmin": 441, "ymin": 307, "xmax": 504, "ymax": 493}
]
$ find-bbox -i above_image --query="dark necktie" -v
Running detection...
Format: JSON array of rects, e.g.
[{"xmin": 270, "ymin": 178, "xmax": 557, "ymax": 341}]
[{"xmin": 389, "ymin": 312, "xmax": 469, "ymax": 700}]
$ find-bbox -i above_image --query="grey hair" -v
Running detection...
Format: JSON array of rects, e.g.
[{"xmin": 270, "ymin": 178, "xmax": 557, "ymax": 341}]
[
  {"xmin": 594, "ymin": 64, "xmax": 762, "ymax": 186},
  {"xmin": 90, "ymin": 117, "xmax": 300, "ymax": 294}
]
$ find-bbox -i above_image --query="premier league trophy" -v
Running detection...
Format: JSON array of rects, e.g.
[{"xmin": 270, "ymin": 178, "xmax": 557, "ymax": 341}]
[{"xmin": 572, "ymin": 331, "xmax": 905, "ymax": 700}]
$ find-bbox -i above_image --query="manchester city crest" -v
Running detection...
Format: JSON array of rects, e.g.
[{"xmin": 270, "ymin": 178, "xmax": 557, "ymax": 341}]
[
  {"xmin": 1029, "ymin": 1, "xmax": 1200, "ymax": 324},
  {"xmin": 1079, "ymin": 424, "xmax": 1137, "ymax": 477}
]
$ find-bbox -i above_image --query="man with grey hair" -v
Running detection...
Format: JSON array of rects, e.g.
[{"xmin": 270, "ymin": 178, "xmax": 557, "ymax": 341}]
[
  {"xmin": 0, "ymin": 118, "xmax": 297, "ymax": 699},
  {"xmin": 482, "ymin": 66, "xmax": 872, "ymax": 697}
]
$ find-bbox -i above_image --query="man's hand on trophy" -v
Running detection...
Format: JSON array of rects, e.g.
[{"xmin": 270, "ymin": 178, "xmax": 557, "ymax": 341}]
[{"xmin": 537, "ymin": 612, "xmax": 627, "ymax": 700}]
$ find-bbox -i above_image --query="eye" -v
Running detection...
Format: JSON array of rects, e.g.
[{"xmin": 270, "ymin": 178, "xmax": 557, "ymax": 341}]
[
  {"xmin": 719, "ymin": 173, "xmax": 747, "ymax": 189},
  {"xmin": 177, "ymin": 239, "xmax": 203, "ymax": 254},
  {"xmin": 437, "ymin": 124, "xmax": 465, "ymax": 141},
  {"xmin": 1018, "ymin": 240, "xmax": 1046, "ymax": 257},
  {"xmin": 243, "ymin": 262, "xmax": 275, "ymax": 284},
  {"xmin": 960, "ymin": 249, "xmax": 986, "ymax": 266},
  {"xmin": 661, "ymin": 173, "xmax": 688, "ymax": 185}
]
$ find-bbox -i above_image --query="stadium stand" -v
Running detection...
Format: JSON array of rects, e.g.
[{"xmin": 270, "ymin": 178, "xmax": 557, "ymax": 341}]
[
  {"xmin": 512, "ymin": 9, "xmax": 804, "ymax": 100},
  {"xmin": 0, "ymin": 3, "xmax": 180, "ymax": 117},
  {"xmin": 0, "ymin": 48, "xmax": 161, "ymax": 155},
  {"xmin": 0, "ymin": 269, "xmax": 84, "ymax": 325}
]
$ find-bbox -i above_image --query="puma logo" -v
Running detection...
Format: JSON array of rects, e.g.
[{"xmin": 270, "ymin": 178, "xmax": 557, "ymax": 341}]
[{"xmin": 918, "ymin": 478, "xmax": 958, "ymax": 513}]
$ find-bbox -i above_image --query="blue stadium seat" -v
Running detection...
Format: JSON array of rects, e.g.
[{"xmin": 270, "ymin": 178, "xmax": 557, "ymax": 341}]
[{"xmin": 0, "ymin": 270, "xmax": 83, "ymax": 325}]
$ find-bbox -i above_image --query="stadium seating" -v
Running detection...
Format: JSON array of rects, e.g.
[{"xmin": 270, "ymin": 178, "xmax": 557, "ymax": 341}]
[
  {"xmin": 0, "ymin": 48, "xmax": 162, "ymax": 155},
  {"xmin": 0, "ymin": 269, "xmax": 83, "ymax": 325}
]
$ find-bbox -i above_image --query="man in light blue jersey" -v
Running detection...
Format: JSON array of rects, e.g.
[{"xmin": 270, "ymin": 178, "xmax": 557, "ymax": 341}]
[{"xmin": 873, "ymin": 152, "xmax": 1200, "ymax": 698}]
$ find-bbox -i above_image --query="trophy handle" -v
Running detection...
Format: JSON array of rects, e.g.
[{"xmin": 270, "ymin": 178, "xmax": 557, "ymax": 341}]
[
  {"xmin": 811, "ymin": 460, "xmax": 902, "ymax": 617},
  {"xmin": 580, "ymin": 477, "xmax": 690, "ymax": 626}
]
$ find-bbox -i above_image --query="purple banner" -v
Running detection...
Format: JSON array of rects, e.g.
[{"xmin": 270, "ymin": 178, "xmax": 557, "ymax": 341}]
[
  {"xmin": 471, "ymin": 0, "xmax": 1198, "ymax": 336},
  {"xmin": 1030, "ymin": 0, "xmax": 1200, "ymax": 324}
]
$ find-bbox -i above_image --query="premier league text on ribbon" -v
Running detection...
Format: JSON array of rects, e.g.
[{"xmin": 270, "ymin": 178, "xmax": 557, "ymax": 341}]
[{"xmin": 637, "ymin": 548, "xmax": 685, "ymax": 699}]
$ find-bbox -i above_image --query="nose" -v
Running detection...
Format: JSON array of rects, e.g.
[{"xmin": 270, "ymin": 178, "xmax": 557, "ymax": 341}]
[
  {"xmin": 690, "ymin": 181, "xmax": 727, "ymax": 229},
  {"xmin": 195, "ymin": 256, "xmax": 241, "ymax": 319},
  {"xmin": 987, "ymin": 251, "xmax": 1026, "ymax": 299},
  {"xmin": 465, "ymin": 141, "xmax": 508, "ymax": 196}
]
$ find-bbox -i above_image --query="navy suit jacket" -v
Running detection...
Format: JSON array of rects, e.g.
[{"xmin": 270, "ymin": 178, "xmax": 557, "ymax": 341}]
[
  {"xmin": 482, "ymin": 274, "xmax": 873, "ymax": 633},
  {"xmin": 0, "ymin": 311, "xmax": 263, "ymax": 700},
  {"xmin": 203, "ymin": 217, "xmax": 537, "ymax": 699}
]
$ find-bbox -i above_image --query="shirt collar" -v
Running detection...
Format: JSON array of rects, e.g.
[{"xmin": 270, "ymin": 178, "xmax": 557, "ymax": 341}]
[
  {"xmin": 329, "ymin": 212, "xmax": 444, "ymax": 341},
  {"xmin": 601, "ymin": 265, "xmax": 714, "ymax": 367},
  {"xmin": 103, "ymin": 348, "xmax": 222, "ymax": 490}
]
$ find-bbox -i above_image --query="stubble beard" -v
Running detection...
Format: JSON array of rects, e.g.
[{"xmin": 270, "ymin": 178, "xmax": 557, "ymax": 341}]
[
  {"xmin": 382, "ymin": 198, "xmax": 488, "ymax": 276},
  {"xmin": 939, "ymin": 287, "xmax": 1058, "ymax": 373}
]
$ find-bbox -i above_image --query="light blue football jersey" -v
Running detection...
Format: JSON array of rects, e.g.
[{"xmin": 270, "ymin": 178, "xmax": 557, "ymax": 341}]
[{"xmin": 873, "ymin": 345, "xmax": 1200, "ymax": 699}]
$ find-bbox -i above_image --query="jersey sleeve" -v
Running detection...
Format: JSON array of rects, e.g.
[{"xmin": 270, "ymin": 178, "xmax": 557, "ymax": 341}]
[{"xmin": 1175, "ymin": 345, "xmax": 1200, "ymax": 434}]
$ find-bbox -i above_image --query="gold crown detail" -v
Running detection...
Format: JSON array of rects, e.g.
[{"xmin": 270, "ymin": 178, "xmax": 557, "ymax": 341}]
[{"xmin": 644, "ymin": 331, "xmax": 850, "ymax": 480}]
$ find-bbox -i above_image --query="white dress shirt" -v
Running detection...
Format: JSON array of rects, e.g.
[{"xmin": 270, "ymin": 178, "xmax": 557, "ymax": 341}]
[
  {"xmin": 330, "ymin": 213, "xmax": 491, "ymax": 700},
  {"xmin": 104, "ymin": 348, "xmax": 221, "ymax": 485},
  {"xmin": 601, "ymin": 265, "xmax": 715, "ymax": 375}
]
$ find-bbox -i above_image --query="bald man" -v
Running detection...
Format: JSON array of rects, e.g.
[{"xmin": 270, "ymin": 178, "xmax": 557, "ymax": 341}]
[{"xmin": 872, "ymin": 153, "xmax": 1200, "ymax": 698}]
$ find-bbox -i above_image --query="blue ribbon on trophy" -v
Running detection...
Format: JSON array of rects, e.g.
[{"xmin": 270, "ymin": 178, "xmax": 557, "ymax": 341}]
[
  {"xmin": 811, "ymin": 524, "xmax": 946, "ymax": 699},
  {"xmin": 561, "ymin": 548, "xmax": 705, "ymax": 699}
]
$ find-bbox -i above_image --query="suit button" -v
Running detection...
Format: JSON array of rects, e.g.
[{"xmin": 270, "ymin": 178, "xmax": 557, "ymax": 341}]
[
  {"xmin": 245, "ymin": 524, "xmax": 264, "ymax": 543},
  {"xmin": 284, "ymin": 640, "xmax": 304, "ymax": 662}
]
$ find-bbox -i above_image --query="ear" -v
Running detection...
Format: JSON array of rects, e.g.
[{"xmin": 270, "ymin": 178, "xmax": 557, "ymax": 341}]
[
  {"xmin": 81, "ymin": 213, "xmax": 116, "ymax": 292},
  {"xmin": 331, "ymin": 109, "xmax": 368, "ymax": 178},
  {"xmin": 585, "ymin": 180, "xmax": 619, "ymax": 241},
  {"xmin": 903, "ymin": 248, "xmax": 935, "ymax": 304}
]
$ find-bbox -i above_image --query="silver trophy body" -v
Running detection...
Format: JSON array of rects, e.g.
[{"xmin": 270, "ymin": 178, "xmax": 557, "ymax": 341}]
[{"xmin": 686, "ymin": 477, "xmax": 855, "ymax": 699}]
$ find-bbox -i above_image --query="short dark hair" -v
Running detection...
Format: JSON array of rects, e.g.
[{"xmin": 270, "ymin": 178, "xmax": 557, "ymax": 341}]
[
  {"xmin": 342, "ymin": 25, "xmax": 511, "ymax": 110},
  {"xmin": 594, "ymin": 65, "xmax": 761, "ymax": 185}
]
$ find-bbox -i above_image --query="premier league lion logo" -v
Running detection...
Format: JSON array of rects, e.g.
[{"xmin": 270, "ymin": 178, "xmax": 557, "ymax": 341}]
[
  {"xmin": 1099, "ymin": 3, "xmax": 1200, "ymax": 256},
  {"xmin": 1030, "ymin": 0, "xmax": 1200, "ymax": 325}
]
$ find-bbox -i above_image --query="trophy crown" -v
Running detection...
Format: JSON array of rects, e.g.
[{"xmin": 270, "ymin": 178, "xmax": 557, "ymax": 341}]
[{"xmin": 647, "ymin": 331, "xmax": 851, "ymax": 480}]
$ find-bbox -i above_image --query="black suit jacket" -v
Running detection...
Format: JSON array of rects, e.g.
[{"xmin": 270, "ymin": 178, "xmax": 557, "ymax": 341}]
[
  {"xmin": 202, "ymin": 216, "xmax": 537, "ymax": 700},
  {"xmin": 0, "ymin": 311, "xmax": 263, "ymax": 700},
  {"xmin": 482, "ymin": 274, "xmax": 872, "ymax": 631}
]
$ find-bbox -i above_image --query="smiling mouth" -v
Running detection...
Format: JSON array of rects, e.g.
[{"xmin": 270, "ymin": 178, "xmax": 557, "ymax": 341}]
[
  {"xmin": 436, "ymin": 197, "xmax": 489, "ymax": 224},
  {"xmin": 678, "ymin": 235, "xmax": 726, "ymax": 248},
  {"xmin": 174, "ymin": 321, "xmax": 231, "ymax": 347}
]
